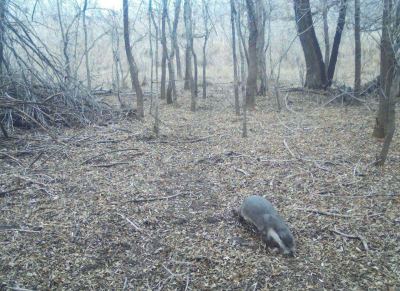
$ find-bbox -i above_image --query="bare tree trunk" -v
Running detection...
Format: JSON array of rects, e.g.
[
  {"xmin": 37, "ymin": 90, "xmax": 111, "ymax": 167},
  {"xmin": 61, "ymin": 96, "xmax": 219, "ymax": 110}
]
[
  {"xmin": 150, "ymin": 9, "xmax": 159, "ymax": 97},
  {"xmin": 242, "ymin": 86, "xmax": 247, "ymax": 138},
  {"xmin": 56, "ymin": 0, "xmax": 71, "ymax": 84},
  {"xmin": 230, "ymin": 0, "xmax": 240, "ymax": 116},
  {"xmin": 294, "ymin": 0, "xmax": 327, "ymax": 89},
  {"xmin": 256, "ymin": 0, "xmax": 267, "ymax": 96},
  {"xmin": 82, "ymin": 0, "xmax": 91, "ymax": 92},
  {"xmin": 184, "ymin": 0, "xmax": 192, "ymax": 91},
  {"xmin": 149, "ymin": 0, "xmax": 159, "ymax": 134},
  {"xmin": 0, "ymin": 0, "xmax": 5, "ymax": 86},
  {"xmin": 375, "ymin": 68, "xmax": 398, "ymax": 165},
  {"xmin": 354, "ymin": 0, "xmax": 361, "ymax": 97},
  {"xmin": 167, "ymin": 0, "xmax": 181, "ymax": 107},
  {"xmin": 322, "ymin": 0, "xmax": 330, "ymax": 75},
  {"xmin": 237, "ymin": 5, "xmax": 246, "ymax": 92},
  {"xmin": 326, "ymin": 0, "xmax": 348, "ymax": 86},
  {"xmin": 245, "ymin": 0, "xmax": 258, "ymax": 111},
  {"xmin": 111, "ymin": 12, "xmax": 124, "ymax": 107},
  {"xmin": 161, "ymin": 0, "xmax": 168, "ymax": 101},
  {"xmin": 184, "ymin": 0, "xmax": 196, "ymax": 110},
  {"xmin": 176, "ymin": 46, "xmax": 182, "ymax": 79},
  {"xmin": 373, "ymin": 0, "xmax": 396, "ymax": 138},
  {"xmin": 202, "ymin": 0, "xmax": 210, "ymax": 100},
  {"xmin": 123, "ymin": 0, "xmax": 144, "ymax": 118}
]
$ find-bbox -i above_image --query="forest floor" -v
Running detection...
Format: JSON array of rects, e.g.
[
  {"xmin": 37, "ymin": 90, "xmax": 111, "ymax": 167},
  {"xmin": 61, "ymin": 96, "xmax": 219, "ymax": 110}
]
[{"xmin": 1, "ymin": 85, "xmax": 399, "ymax": 290}]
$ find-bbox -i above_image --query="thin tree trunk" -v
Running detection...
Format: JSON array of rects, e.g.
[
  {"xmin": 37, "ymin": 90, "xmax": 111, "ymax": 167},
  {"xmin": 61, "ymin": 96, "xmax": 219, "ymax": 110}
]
[
  {"xmin": 245, "ymin": 0, "xmax": 258, "ymax": 111},
  {"xmin": 237, "ymin": 5, "xmax": 246, "ymax": 92},
  {"xmin": 82, "ymin": 0, "xmax": 91, "ymax": 92},
  {"xmin": 373, "ymin": 0, "xmax": 396, "ymax": 138},
  {"xmin": 150, "ymin": 9, "xmax": 159, "ymax": 97},
  {"xmin": 256, "ymin": 0, "xmax": 267, "ymax": 96},
  {"xmin": 123, "ymin": 0, "xmax": 144, "ymax": 118},
  {"xmin": 56, "ymin": 0, "xmax": 71, "ymax": 84},
  {"xmin": 202, "ymin": 0, "xmax": 209, "ymax": 100},
  {"xmin": 375, "ymin": 68, "xmax": 398, "ymax": 165},
  {"xmin": 0, "ymin": 0, "xmax": 5, "ymax": 86},
  {"xmin": 167, "ymin": 0, "xmax": 181, "ymax": 107},
  {"xmin": 322, "ymin": 0, "xmax": 330, "ymax": 75},
  {"xmin": 176, "ymin": 46, "xmax": 182, "ymax": 78},
  {"xmin": 326, "ymin": 0, "xmax": 348, "ymax": 86},
  {"xmin": 149, "ymin": 0, "xmax": 158, "ymax": 134},
  {"xmin": 161, "ymin": 0, "xmax": 168, "ymax": 101},
  {"xmin": 184, "ymin": 0, "xmax": 192, "ymax": 91},
  {"xmin": 230, "ymin": 0, "xmax": 240, "ymax": 116},
  {"xmin": 354, "ymin": 0, "xmax": 361, "ymax": 97}
]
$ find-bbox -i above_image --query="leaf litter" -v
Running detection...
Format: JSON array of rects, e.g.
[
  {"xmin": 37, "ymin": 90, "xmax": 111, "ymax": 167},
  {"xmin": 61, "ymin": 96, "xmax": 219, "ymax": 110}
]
[{"xmin": 0, "ymin": 86, "xmax": 399, "ymax": 290}]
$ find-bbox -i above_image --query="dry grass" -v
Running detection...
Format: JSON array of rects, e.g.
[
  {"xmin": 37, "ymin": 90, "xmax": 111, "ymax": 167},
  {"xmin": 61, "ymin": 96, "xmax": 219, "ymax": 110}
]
[{"xmin": 1, "ymin": 85, "xmax": 399, "ymax": 290}]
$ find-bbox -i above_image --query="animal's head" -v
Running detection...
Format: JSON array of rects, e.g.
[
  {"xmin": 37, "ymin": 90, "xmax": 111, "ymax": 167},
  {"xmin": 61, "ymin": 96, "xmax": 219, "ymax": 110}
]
[
  {"xmin": 267, "ymin": 216, "xmax": 295, "ymax": 255},
  {"xmin": 278, "ymin": 228, "xmax": 295, "ymax": 255}
]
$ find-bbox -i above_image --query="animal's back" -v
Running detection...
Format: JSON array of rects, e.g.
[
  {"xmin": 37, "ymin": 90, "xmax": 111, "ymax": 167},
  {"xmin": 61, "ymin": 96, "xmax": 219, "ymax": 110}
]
[{"xmin": 240, "ymin": 195, "xmax": 278, "ymax": 218}]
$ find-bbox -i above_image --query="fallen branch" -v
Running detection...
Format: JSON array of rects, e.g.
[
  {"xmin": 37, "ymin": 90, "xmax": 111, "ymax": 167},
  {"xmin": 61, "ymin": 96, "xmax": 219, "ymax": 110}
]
[
  {"xmin": 0, "ymin": 187, "xmax": 23, "ymax": 197},
  {"xmin": 331, "ymin": 227, "xmax": 369, "ymax": 251},
  {"xmin": 283, "ymin": 139, "xmax": 297, "ymax": 159},
  {"xmin": 295, "ymin": 208, "xmax": 382, "ymax": 218},
  {"xmin": 90, "ymin": 162, "xmax": 129, "ymax": 168},
  {"xmin": 81, "ymin": 148, "xmax": 140, "ymax": 165},
  {"xmin": 180, "ymin": 133, "xmax": 223, "ymax": 143},
  {"xmin": 235, "ymin": 168, "xmax": 249, "ymax": 175},
  {"xmin": 128, "ymin": 192, "xmax": 184, "ymax": 203},
  {"xmin": 116, "ymin": 213, "xmax": 144, "ymax": 232},
  {"xmin": 294, "ymin": 208, "xmax": 358, "ymax": 218},
  {"xmin": 315, "ymin": 193, "xmax": 400, "ymax": 199}
]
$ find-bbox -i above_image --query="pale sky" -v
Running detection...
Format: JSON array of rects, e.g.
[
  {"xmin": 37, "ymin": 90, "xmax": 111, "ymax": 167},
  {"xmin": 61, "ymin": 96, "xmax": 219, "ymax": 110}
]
[{"xmin": 97, "ymin": 0, "xmax": 123, "ymax": 10}]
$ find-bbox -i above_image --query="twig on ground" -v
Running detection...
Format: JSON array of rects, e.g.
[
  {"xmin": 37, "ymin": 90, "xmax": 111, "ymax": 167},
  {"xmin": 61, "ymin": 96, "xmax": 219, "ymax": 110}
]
[
  {"xmin": 116, "ymin": 213, "xmax": 144, "ymax": 232},
  {"xmin": 81, "ymin": 148, "xmax": 140, "ymax": 165},
  {"xmin": 331, "ymin": 227, "xmax": 369, "ymax": 251},
  {"xmin": 235, "ymin": 168, "xmax": 249, "ymax": 175},
  {"xmin": 295, "ymin": 208, "xmax": 382, "ymax": 218},
  {"xmin": 180, "ymin": 133, "xmax": 224, "ymax": 143},
  {"xmin": 0, "ymin": 187, "xmax": 23, "ymax": 197},
  {"xmin": 315, "ymin": 193, "xmax": 400, "ymax": 199},
  {"xmin": 294, "ymin": 208, "xmax": 359, "ymax": 218},
  {"xmin": 90, "ymin": 162, "xmax": 129, "ymax": 168},
  {"xmin": 128, "ymin": 192, "xmax": 184, "ymax": 203},
  {"xmin": 283, "ymin": 139, "xmax": 297, "ymax": 159}
]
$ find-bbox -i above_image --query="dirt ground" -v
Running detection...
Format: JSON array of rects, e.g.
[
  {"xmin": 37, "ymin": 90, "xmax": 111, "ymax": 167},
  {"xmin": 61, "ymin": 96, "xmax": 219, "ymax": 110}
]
[{"xmin": 1, "ymin": 86, "xmax": 399, "ymax": 290}]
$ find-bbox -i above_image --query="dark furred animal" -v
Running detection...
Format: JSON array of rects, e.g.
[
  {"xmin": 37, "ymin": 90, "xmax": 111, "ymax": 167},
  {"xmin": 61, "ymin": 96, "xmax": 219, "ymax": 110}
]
[{"xmin": 234, "ymin": 195, "xmax": 295, "ymax": 255}]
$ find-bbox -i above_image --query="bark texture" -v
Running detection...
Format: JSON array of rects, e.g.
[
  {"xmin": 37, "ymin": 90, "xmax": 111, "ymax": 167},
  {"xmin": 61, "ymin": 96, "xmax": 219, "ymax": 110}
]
[
  {"xmin": 123, "ymin": 0, "xmax": 144, "ymax": 117},
  {"xmin": 326, "ymin": 0, "xmax": 348, "ymax": 86},
  {"xmin": 245, "ymin": 0, "xmax": 258, "ymax": 111},
  {"xmin": 294, "ymin": 0, "xmax": 326, "ymax": 89},
  {"xmin": 373, "ymin": 0, "xmax": 396, "ymax": 138}
]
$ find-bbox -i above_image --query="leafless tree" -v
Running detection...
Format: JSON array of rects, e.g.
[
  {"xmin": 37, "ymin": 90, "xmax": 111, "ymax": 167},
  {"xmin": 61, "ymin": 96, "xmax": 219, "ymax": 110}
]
[
  {"xmin": 184, "ymin": 0, "xmax": 196, "ymax": 111},
  {"xmin": 201, "ymin": 0, "xmax": 211, "ymax": 100},
  {"xmin": 123, "ymin": 0, "xmax": 144, "ymax": 117},
  {"xmin": 230, "ymin": 0, "xmax": 240, "ymax": 116},
  {"xmin": 166, "ymin": 0, "xmax": 182, "ymax": 107},
  {"xmin": 82, "ymin": 0, "xmax": 91, "ymax": 92},
  {"xmin": 322, "ymin": 0, "xmax": 330, "ymax": 75},
  {"xmin": 0, "ymin": 0, "xmax": 5, "ymax": 87},
  {"xmin": 354, "ymin": 0, "xmax": 361, "ymax": 97},
  {"xmin": 294, "ymin": 0, "xmax": 327, "ymax": 89},
  {"xmin": 372, "ymin": 0, "xmax": 399, "ymax": 155},
  {"xmin": 161, "ymin": 0, "xmax": 168, "ymax": 101},
  {"xmin": 326, "ymin": 0, "xmax": 348, "ymax": 86},
  {"xmin": 184, "ymin": 0, "xmax": 192, "ymax": 91},
  {"xmin": 56, "ymin": 0, "xmax": 72, "ymax": 84},
  {"xmin": 245, "ymin": 0, "xmax": 258, "ymax": 111}
]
